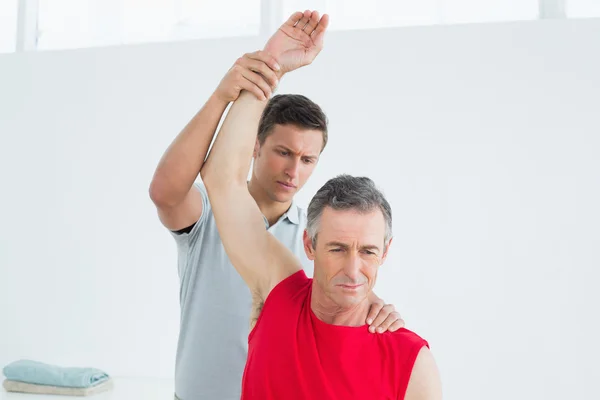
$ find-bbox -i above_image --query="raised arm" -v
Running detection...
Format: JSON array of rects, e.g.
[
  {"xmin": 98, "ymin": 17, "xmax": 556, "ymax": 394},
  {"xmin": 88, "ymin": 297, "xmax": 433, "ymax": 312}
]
[
  {"xmin": 149, "ymin": 52, "xmax": 279, "ymax": 231},
  {"xmin": 201, "ymin": 90, "xmax": 301, "ymax": 297},
  {"xmin": 200, "ymin": 10, "xmax": 329, "ymax": 299}
]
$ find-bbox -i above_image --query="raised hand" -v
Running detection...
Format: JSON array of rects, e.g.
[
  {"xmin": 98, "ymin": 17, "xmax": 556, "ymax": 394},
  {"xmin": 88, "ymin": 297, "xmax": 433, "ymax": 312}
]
[
  {"xmin": 214, "ymin": 51, "xmax": 281, "ymax": 103},
  {"xmin": 263, "ymin": 10, "xmax": 330, "ymax": 75}
]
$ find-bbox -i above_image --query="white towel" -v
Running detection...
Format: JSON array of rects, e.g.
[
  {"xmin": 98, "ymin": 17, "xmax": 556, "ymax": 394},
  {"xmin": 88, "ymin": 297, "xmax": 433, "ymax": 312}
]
[{"xmin": 2, "ymin": 377, "xmax": 114, "ymax": 396}]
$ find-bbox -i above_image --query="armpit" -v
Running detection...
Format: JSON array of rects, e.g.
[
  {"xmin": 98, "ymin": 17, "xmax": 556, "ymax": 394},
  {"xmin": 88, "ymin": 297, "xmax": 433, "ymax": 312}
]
[{"xmin": 249, "ymin": 299, "xmax": 264, "ymax": 330}]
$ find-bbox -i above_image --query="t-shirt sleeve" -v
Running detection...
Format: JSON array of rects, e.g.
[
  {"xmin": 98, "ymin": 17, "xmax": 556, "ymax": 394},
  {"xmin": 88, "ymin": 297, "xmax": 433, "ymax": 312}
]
[{"xmin": 169, "ymin": 180, "xmax": 211, "ymax": 245}]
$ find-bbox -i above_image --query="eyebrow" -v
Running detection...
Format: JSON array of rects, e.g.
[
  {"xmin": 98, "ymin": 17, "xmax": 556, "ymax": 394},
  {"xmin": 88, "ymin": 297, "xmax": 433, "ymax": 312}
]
[
  {"xmin": 275, "ymin": 145, "xmax": 318, "ymax": 160},
  {"xmin": 325, "ymin": 242, "xmax": 380, "ymax": 252}
]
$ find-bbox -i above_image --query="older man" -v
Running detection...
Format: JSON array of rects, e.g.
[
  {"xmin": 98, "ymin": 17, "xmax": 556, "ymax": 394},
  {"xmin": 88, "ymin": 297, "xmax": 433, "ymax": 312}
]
[{"xmin": 200, "ymin": 9, "xmax": 442, "ymax": 400}]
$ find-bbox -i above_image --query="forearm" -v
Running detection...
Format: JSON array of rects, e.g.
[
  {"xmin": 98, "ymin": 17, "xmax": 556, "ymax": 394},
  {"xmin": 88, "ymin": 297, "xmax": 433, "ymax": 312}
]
[
  {"xmin": 150, "ymin": 93, "xmax": 229, "ymax": 206},
  {"xmin": 201, "ymin": 90, "xmax": 268, "ymax": 186}
]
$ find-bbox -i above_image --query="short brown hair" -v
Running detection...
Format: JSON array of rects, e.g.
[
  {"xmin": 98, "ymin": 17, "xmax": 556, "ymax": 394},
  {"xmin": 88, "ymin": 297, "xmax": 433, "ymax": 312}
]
[{"xmin": 257, "ymin": 94, "xmax": 328, "ymax": 151}]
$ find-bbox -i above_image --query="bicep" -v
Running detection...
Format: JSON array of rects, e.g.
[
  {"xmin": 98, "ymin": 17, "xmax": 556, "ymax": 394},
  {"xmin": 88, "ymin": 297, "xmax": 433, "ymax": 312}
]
[
  {"xmin": 404, "ymin": 347, "xmax": 442, "ymax": 400},
  {"xmin": 206, "ymin": 184, "xmax": 301, "ymax": 297}
]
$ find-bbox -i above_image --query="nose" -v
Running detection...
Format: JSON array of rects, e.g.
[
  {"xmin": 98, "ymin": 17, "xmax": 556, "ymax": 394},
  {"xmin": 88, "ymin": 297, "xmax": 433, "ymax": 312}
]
[
  {"xmin": 343, "ymin": 254, "xmax": 362, "ymax": 282},
  {"xmin": 285, "ymin": 158, "xmax": 300, "ymax": 180}
]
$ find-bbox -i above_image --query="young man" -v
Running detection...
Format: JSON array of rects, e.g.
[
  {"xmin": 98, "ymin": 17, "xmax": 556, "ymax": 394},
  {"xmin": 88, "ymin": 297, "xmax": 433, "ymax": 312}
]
[
  {"xmin": 201, "ymin": 10, "xmax": 442, "ymax": 399},
  {"xmin": 149, "ymin": 11, "xmax": 405, "ymax": 400}
]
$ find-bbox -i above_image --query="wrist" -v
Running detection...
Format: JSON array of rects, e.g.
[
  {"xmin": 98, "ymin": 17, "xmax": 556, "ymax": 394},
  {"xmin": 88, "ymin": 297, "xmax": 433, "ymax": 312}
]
[{"xmin": 209, "ymin": 91, "xmax": 231, "ymax": 108}]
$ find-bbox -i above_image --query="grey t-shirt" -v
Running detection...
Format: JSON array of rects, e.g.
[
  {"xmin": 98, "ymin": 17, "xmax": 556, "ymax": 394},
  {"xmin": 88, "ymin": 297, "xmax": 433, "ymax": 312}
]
[{"xmin": 170, "ymin": 181, "xmax": 312, "ymax": 400}]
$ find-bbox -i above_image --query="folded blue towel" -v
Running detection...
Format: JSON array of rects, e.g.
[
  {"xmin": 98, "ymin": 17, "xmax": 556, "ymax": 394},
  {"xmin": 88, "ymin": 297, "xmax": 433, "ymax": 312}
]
[{"xmin": 3, "ymin": 360, "xmax": 109, "ymax": 388}]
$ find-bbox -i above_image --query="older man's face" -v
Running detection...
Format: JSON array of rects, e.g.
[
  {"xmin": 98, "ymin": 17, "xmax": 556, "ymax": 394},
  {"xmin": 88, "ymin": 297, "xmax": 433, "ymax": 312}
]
[{"xmin": 304, "ymin": 207, "xmax": 391, "ymax": 309}]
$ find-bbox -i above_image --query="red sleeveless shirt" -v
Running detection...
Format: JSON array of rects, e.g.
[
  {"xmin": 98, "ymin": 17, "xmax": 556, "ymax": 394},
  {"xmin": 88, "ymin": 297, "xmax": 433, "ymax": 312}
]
[{"xmin": 241, "ymin": 270, "xmax": 429, "ymax": 400}]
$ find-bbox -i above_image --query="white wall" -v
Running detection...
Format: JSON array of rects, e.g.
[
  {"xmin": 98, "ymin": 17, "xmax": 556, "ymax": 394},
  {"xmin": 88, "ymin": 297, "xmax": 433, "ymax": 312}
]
[{"xmin": 1, "ymin": 18, "xmax": 599, "ymax": 399}]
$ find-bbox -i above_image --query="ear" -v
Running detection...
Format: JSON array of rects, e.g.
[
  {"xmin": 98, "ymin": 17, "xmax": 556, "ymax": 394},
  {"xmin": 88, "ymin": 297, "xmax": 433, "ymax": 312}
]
[
  {"xmin": 253, "ymin": 139, "xmax": 260, "ymax": 158},
  {"xmin": 303, "ymin": 230, "xmax": 316, "ymax": 261},
  {"xmin": 380, "ymin": 237, "xmax": 393, "ymax": 265}
]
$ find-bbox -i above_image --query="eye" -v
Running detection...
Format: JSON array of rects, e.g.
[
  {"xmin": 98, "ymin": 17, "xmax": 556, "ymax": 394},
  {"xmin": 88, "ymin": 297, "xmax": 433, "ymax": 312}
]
[
  {"xmin": 302, "ymin": 158, "xmax": 313, "ymax": 164},
  {"xmin": 362, "ymin": 250, "xmax": 376, "ymax": 255},
  {"xmin": 279, "ymin": 150, "xmax": 289, "ymax": 156},
  {"xmin": 329, "ymin": 248, "xmax": 343, "ymax": 252}
]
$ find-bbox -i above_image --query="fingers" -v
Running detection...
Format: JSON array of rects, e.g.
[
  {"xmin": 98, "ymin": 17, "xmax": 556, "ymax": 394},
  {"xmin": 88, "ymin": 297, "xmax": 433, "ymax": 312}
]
[
  {"xmin": 388, "ymin": 317, "xmax": 406, "ymax": 332},
  {"xmin": 284, "ymin": 10, "xmax": 329, "ymax": 41},
  {"xmin": 295, "ymin": 10, "xmax": 312, "ymax": 30},
  {"xmin": 240, "ymin": 69, "xmax": 273, "ymax": 100},
  {"xmin": 366, "ymin": 302, "xmax": 384, "ymax": 328},
  {"xmin": 372, "ymin": 311, "xmax": 405, "ymax": 334},
  {"xmin": 367, "ymin": 304, "xmax": 397, "ymax": 334},
  {"xmin": 311, "ymin": 13, "xmax": 329, "ymax": 43},
  {"xmin": 284, "ymin": 11, "xmax": 304, "ymax": 27},
  {"xmin": 302, "ymin": 10, "xmax": 320, "ymax": 35},
  {"xmin": 246, "ymin": 50, "xmax": 281, "ymax": 75},
  {"xmin": 244, "ymin": 52, "xmax": 280, "ymax": 88},
  {"xmin": 231, "ymin": 51, "xmax": 280, "ymax": 101},
  {"xmin": 232, "ymin": 67, "xmax": 267, "ymax": 101}
]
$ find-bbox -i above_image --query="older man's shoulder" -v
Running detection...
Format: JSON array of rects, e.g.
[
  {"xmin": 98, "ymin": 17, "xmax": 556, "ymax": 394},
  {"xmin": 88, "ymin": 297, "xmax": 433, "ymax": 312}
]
[{"xmin": 382, "ymin": 327, "xmax": 430, "ymax": 353}]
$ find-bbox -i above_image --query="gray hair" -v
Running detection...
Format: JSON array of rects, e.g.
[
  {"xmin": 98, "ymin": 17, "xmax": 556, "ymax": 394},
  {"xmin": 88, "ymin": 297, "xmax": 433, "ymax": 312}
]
[{"xmin": 306, "ymin": 174, "xmax": 393, "ymax": 248}]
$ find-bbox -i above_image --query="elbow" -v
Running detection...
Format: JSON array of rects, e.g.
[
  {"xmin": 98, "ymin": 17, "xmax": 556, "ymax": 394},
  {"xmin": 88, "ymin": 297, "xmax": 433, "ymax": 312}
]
[
  {"xmin": 148, "ymin": 180, "xmax": 165, "ymax": 206},
  {"xmin": 148, "ymin": 177, "xmax": 175, "ymax": 208}
]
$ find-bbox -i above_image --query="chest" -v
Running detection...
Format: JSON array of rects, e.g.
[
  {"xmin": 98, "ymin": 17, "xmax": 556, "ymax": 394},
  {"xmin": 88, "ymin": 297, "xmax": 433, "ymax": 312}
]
[{"xmin": 246, "ymin": 307, "xmax": 400, "ymax": 399}]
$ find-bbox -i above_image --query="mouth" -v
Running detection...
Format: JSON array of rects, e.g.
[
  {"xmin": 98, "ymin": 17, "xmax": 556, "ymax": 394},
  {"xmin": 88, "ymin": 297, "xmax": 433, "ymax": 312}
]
[
  {"xmin": 277, "ymin": 181, "xmax": 296, "ymax": 189},
  {"xmin": 337, "ymin": 284, "xmax": 364, "ymax": 290}
]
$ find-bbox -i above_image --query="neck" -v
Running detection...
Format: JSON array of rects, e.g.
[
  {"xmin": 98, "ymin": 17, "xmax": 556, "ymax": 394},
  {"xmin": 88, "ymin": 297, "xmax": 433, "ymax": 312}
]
[
  {"xmin": 247, "ymin": 177, "xmax": 292, "ymax": 226},
  {"xmin": 310, "ymin": 281, "xmax": 371, "ymax": 326}
]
